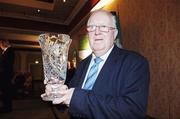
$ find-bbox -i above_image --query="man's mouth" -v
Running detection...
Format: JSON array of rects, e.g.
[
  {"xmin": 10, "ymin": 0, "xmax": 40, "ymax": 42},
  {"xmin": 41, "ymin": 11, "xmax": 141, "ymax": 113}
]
[{"xmin": 95, "ymin": 39, "xmax": 103, "ymax": 41}]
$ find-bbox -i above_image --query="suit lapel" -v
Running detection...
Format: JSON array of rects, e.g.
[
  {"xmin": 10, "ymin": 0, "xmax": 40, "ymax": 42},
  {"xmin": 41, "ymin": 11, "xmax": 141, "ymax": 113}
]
[
  {"xmin": 92, "ymin": 46, "xmax": 120, "ymax": 90},
  {"xmin": 78, "ymin": 55, "xmax": 92, "ymax": 88}
]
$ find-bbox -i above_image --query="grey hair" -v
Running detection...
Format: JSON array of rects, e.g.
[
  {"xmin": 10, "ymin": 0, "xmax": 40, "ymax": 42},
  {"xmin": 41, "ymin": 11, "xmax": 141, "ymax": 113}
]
[
  {"xmin": 87, "ymin": 10, "xmax": 117, "ymax": 28},
  {"xmin": 112, "ymin": 15, "xmax": 117, "ymax": 29}
]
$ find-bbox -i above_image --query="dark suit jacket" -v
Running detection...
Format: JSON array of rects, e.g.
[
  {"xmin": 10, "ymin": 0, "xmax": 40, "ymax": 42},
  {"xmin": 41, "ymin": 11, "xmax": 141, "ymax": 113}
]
[
  {"xmin": 68, "ymin": 45, "xmax": 150, "ymax": 119},
  {"xmin": 0, "ymin": 47, "xmax": 15, "ymax": 84}
]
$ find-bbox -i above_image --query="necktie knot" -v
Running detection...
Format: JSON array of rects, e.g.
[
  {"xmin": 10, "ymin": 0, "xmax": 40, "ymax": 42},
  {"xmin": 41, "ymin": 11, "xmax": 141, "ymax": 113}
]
[{"xmin": 94, "ymin": 57, "xmax": 102, "ymax": 64}]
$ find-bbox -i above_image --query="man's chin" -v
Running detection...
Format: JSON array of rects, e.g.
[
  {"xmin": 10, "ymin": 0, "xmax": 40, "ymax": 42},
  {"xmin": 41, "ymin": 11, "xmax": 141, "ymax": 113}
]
[
  {"xmin": 93, "ymin": 46, "xmax": 103, "ymax": 51},
  {"xmin": 92, "ymin": 47, "xmax": 105, "ymax": 55}
]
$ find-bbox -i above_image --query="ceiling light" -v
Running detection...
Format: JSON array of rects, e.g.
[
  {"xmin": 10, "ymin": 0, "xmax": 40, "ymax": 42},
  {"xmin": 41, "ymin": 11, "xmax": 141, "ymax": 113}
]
[
  {"xmin": 37, "ymin": 9, "xmax": 40, "ymax": 13},
  {"xmin": 63, "ymin": 0, "xmax": 66, "ymax": 2},
  {"xmin": 35, "ymin": 60, "xmax": 39, "ymax": 64}
]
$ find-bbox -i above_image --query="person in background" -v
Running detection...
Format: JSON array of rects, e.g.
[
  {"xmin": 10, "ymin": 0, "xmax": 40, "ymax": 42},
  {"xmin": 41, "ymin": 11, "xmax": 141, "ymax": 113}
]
[
  {"xmin": 23, "ymin": 72, "xmax": 32, "ymax": 96},
  {"xmin": 0, "ymin": 48, "xmax": 2, "ymax": 73},
  {"xmin": 12, "ymin": 71, "xmax": 26, "ymax": 97},
  {"xmin": 65, "ymin": 61, "xmax": 76, "ymax": 86},
  {"xmin": 0, "ymin": 40, "xmax": 15, "ymax": 113},
  {"xmin": 42, "ymin": 10, "xmax": 150, "ymax": 119}
]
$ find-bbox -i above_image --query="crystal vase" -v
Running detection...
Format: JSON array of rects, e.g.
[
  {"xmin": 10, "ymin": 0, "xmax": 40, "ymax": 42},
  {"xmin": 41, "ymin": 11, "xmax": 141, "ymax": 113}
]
[{"xmin": 38, "ymin": 33, "xmax": 72, "ymax": 101}]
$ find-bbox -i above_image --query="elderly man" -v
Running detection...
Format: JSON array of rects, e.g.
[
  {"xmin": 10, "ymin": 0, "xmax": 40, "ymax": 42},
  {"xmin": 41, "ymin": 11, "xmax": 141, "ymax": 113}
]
[{"xmin": 42, "ymin": 10, "xmax": 150, "ymax": 119}]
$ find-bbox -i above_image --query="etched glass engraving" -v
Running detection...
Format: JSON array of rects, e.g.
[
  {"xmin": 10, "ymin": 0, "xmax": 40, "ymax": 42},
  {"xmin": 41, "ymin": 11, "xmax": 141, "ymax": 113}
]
[{"xmin": 39, "ymin": 33, "xmax": 71, "ymax": 101}]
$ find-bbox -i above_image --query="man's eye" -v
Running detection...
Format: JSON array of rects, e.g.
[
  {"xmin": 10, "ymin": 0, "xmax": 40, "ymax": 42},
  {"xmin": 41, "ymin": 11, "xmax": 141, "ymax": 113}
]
[
  {"xmin": 101, "ymin": 26, "xmax": 106, "ymax": 28},
  {"xmin": 90, "ymin": 26, "xmax": 95, "ymax": 29}
]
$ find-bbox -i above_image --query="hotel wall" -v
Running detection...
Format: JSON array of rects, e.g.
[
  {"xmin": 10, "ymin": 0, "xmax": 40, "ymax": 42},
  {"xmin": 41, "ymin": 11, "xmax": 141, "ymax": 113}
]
[
  {"xmin": 70, "ymin": 0, "xmax": 179, "ymax": 119},
  {"xmin": 70, "ymin": 25, "xmax": 88, "ymax": 63}
]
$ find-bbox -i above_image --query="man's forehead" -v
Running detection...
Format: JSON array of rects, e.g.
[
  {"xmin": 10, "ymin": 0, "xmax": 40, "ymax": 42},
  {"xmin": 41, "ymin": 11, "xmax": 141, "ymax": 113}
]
[{"xmin": 88, "ymin": 13, "xmax": 112, "ymax": 26}]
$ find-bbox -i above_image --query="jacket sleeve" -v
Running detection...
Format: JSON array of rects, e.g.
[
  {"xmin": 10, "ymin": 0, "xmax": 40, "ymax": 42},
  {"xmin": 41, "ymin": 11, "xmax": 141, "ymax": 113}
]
[{"xmin": 69, "ymin": 55, "xmax": 150, "ymax": 119}]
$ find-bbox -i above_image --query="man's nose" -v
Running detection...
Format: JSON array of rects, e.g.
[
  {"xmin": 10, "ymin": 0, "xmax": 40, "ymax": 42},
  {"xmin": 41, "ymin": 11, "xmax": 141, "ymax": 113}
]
[{"xmin": 95, "ymin": 26, "xmax": 101, "ymax": 35}]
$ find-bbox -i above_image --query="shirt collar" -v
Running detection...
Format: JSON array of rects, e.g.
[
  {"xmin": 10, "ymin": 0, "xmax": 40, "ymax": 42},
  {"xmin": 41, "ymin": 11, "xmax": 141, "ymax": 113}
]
[
  {"xmin": 4, "ymin": 47, "xmax": 8, "ymax": 51},
  {"xmin": 92, "ymin": 45, "xmax": 114, "ymax": 61},
  {"xmin": 2, "ymin": 47, "xmax": 9, "ymax": 54}
]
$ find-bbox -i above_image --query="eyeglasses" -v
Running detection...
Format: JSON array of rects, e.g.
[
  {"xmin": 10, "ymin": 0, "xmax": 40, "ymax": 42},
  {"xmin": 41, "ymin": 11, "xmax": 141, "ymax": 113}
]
[{"xmin": 87, "ymin": 25, "xmax": 116, "ymax": 32}]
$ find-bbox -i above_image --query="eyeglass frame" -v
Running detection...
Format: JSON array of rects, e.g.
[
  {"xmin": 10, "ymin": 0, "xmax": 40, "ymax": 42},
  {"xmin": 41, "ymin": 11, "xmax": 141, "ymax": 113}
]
[{"xmin": 87, "ymin": 25, "xmax": 116, "ymax": 32}]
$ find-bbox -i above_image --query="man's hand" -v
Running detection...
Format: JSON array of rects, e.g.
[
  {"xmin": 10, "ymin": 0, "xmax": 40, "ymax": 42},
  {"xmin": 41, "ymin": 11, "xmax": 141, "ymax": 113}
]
[
  {"xmin": 41, "ymin": 78, "xmax": 68, "ymax": 101},
  {"xmin": 52, "ymin": 88, "xmax": 75, "ymax": 107}
]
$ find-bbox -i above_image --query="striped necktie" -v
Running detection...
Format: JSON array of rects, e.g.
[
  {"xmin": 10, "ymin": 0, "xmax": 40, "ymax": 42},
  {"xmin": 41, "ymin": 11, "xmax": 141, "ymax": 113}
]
[{"xmin": 83, "ymin": 57, "xmax": 102, "ymax": 90}]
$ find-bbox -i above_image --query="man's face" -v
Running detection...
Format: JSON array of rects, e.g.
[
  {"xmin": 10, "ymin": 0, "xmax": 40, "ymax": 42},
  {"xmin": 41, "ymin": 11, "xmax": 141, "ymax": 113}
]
[
  {"xmin": 87, "ymin": 11, "xmax": 117, "ymax": 56},
  {"xmin": 0, "ymin": 41, "xmax": 2, "ymax": 49}
]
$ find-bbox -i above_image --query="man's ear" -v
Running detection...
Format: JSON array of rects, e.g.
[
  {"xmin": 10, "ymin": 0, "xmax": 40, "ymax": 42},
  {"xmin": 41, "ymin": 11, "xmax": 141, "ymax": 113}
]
[{"xmin": 113, "ymin": 29, "xmax": 118, "ymax": 39}]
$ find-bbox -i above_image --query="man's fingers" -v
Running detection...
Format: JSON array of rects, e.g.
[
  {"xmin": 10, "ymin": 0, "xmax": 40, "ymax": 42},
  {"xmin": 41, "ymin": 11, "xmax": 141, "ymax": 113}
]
[
  {"xmin": 60, "ymin": 85, "xmax": 68, "ymax": 90},
  {"xmin": 41, "ymin": 93, "xmax": 51, "ymax": 101},
  {"xmin": 45, "ymin": 83, "xmax": 67, "ymax": 91},
  {"xmin": 44, "ymin": 79, "xmax": 48, "ymax": 84},
  {"xmin": 46, "ymin": 84, "xmax": 52, "ymax": 91},
  {"xmin": 41, "ymin": 93, "xmax": 46, "ymax": 98},
  {"xmin": 59, "ymin": 88, "xmax": 69, "ymax": 95},
  {"xmin": 52, "ymin": 96, "xmax": 66, "ymax": 104}
]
